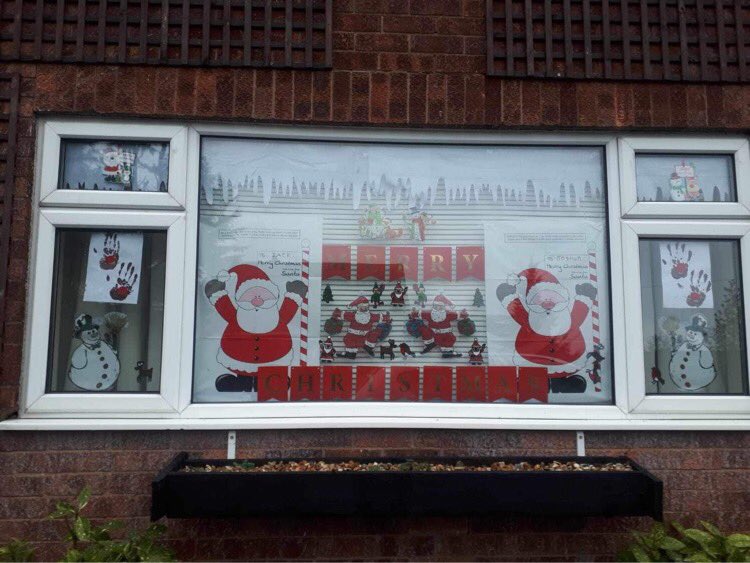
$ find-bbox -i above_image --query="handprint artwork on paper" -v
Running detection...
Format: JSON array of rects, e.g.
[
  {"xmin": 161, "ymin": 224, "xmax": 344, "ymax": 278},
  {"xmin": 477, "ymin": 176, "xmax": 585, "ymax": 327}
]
[
  {"xmin": 686, "ymin": 269, "xmax": 712, "ymax": 308},
  {"xmin": 109, "ymin": 262, "xmax": 139, "ymax": 301},
  {"xmin": 98, "ymin": 233, "xmax": 120, "ymax": 270},
  {"xmin": 662, "ymin": 242, "xmax": 692, "ymax": 280}
]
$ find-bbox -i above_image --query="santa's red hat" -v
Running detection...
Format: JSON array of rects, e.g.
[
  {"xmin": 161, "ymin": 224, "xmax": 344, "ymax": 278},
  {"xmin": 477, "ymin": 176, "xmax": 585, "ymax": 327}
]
[
  {"xmin": 394, "ymin": 282, "xmax": 403, "ymax": 290},
  {"xmin": 323, "ymin": 336, "xmax": 333, "ymax": 345},
  {"xmin": 517, "ymin": 268, "xmax": 567, "ymax": 302},
  {"xmin": 433, "ymin": 294, "xmax": 453, "ymax": 308},
  {"xmin": 218, "ymin": 264, "xmax": 279, "ymax": 300},
  {"xmin": 349, "ymin": 295, "xmax": 369, "ymax": 308},
  {"xmin": 471, "ymin": 338, "xmax": 480, "ymax": 348}
]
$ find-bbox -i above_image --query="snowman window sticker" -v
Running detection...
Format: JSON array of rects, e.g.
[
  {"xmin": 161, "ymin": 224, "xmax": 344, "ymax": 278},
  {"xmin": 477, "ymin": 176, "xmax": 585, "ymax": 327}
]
[
  {"xmin": 46, "ymin": 229, "xmax": 167, "ymax": 393},
  {"xmin": 640, "ymin": 239, "xmax": 748, "ymax": 395},
  {"xmin": 634, "ymin": 154, "xmax": 736, "ymax": 203},
  {"xmin": 59, "ymin": 140, "xmax": 170, "ymax": 192}
]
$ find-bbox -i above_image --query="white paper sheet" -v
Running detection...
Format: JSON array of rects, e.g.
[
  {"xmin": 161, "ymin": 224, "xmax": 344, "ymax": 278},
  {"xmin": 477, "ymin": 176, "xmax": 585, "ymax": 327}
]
[
  {"xmin": 659, "ymin": 241, "xmax": 713, "ymax": 309},
  {"xmin": 483, "ymin": 218, "xmax": 610, "ymax": 403},
  {"xmin": 83, "ymin": 232, "xmax": 143, "ymax": 305},
  {"xmin": 193, "ymin": 213, "xmax": 323, "ymax": 403}
]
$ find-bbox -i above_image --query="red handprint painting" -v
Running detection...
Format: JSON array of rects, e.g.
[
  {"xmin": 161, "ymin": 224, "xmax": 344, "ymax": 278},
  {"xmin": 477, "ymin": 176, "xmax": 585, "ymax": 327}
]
[
  {"xmin": 659, "ymin": 241, "xmax": 713, "ymax": 309},
  {"xmin": 84, "ymin": 232, "xmax": 144, "ymax": 304},
  {"xmin": 661, "ymin": 242, "xmax": 692, "ymax": 279},
  {"xmin": 109, "ymin": 262, "xmax": 139, "ymax": 301},
  {"xmin": 98, "ymin": 232, "xmax": 120, "ymax": 270}
]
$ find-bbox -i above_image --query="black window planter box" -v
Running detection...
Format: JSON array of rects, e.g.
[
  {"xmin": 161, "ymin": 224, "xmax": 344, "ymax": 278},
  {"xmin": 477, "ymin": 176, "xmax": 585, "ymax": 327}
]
[{"xmin": 151, "ymin": 453, "xmax": 662, "ymax": 521}]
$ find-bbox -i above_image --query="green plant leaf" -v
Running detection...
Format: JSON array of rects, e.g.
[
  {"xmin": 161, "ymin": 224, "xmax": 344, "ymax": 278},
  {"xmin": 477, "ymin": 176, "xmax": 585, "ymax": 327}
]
[
  {"xmin": 630, "ymin": 544, "xmax": 654, "ymax": 563},
  {"xmin": 658, "ymin": 536, "xmax": 687, "ymax": 551},
  {"xmin": 727, "ymin": 535, "xmax": 750, "ymax": 549},
  {"xmin": 75, "ymin": 488, "xmax": 91, "ymax": 511},
  {"xmin": 700, "ymin": 522, "xmax": 723, "ymax": 538}
]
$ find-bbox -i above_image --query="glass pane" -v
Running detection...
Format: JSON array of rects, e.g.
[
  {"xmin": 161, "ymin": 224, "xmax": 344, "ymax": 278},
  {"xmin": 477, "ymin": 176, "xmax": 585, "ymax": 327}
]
[
  {"xmin": 635, "ymin": 154, "xmax": 736, "ymax": 202},
  {"xmin": 59, "ymin": 140, "xmax": 169, "ymax": 192},
  {"xmin": 640, "ymin": 239, "xmax": 748, "ymax": 394},
  {"xmin": 194, "ymin": 138, "xmax": 613, "ymax": 406},
  {"xmin": 47, "ymin": 229, "xmax": 166, "ymax": 393}
]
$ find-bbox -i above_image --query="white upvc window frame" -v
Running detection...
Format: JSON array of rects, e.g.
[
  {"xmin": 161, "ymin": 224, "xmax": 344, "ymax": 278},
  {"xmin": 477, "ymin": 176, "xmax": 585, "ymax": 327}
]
[
  {"xmin": 622, "ymin": 220, "xmax": 750, "ymax": 416},
  {"xmin": 6, "ymin": 117, "xmax": 750, "ymax": 431},
  {"xmin": 22, "ymin": 208, "xmax": 185, "ymax": 416},
  {"xmin": 37, "ymin": 120, "xmax": 188, "ymax": 210},
  {"xmin": 618, "ymin": 136, "xmax": 750, "ymax": 218}
]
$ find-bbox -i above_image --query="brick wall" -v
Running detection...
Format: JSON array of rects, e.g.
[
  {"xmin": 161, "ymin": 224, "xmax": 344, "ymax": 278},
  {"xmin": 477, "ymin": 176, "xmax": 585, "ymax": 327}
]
[{"xmin": 1, "ymin": 0, "xmax": 749, "ymax": 560}]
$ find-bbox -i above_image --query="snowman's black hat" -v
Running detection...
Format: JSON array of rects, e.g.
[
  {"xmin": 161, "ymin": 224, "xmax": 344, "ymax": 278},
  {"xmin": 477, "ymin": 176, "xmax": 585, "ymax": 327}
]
[
  {"xmin": 74, "ymin": 314, "xmax": 99, "ymax": 337},
  {"xmin": 685, "ymin": 314, "xmax": 708, "ymax": 335}
]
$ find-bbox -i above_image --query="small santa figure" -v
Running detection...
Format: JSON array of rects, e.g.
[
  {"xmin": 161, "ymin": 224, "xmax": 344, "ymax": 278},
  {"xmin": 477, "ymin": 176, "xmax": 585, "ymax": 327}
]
[
  {"xmin": 417, "ymin": 294, "xmax": 465, "ymax": 358},
  {"xmin": 496, "ymin": 268, "xmax": 597, "ymax": 393},
  {"xmin": 334, "ymin": 296, "xmax": 382, "ymax": 359},
  {"xmin": 468, "ymin": 339, "xmax": 486, "ymax": 365},
  {"xmin": 205, "ymin": 264, "xmax": 307, "ymax": 392},
  {"xmin": 319, "ymin": 337, "xmax": 336, "ymax": 363},
  {"xmin": 390, "ymin": 282, "xmax": 408, "ymax": 306}
]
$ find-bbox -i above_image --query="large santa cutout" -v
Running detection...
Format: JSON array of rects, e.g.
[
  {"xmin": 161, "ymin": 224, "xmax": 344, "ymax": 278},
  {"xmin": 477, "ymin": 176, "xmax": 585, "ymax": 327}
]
[
  {"xmin": 495, "ymin": 268, "xmax": 596, "ymax": 393},
  {"xmin": 205, "ymin": 264, "xmax": 307, "ymax": 392}
]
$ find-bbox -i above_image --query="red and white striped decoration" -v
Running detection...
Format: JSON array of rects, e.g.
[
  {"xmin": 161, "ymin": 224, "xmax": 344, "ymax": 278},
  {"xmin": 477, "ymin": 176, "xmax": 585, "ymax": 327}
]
[
  {"xmin": 588, "ymin": 243, "xmax": 601, "ymax": 392},
  {"xmin": 300, "ymin": 241, "xmax": 310, "ymax": 366}
]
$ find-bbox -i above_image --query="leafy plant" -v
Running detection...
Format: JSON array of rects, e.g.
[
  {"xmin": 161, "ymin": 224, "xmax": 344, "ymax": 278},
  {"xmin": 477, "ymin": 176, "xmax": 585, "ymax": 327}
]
[
  {"xmin": 0, "ymin": 539, "xmax": 35, "ymax": 562},
  {"xmin": 618, "ymin": 521, "xmax": 750, "ymax": 562},
  {"xmin": 0, "ymin": 488, "xmax": 175, "ymax": 562}
]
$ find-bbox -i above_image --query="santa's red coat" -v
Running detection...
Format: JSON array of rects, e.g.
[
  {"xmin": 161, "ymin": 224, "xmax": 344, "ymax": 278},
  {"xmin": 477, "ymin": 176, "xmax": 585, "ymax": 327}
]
[
  {"xmin": 213, "ymin": 293, "xmax": 299, "ymax": 376},
  {"xmin": 506, "ymin": 297, "xmax": 589, "ymax": 376},
  {"xmin": 419, "ymin": 310, "xmax": 458, "ymax": 348}
]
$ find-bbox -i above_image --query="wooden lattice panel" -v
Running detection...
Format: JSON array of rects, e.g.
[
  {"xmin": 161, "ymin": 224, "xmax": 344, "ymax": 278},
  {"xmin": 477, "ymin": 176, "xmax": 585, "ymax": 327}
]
[
  {"xmin": 0, "ymin": 72, "xmax": 18, "ymax": 347},
  {"xmin": 0, "ymin": 0, "xmax": 331, "ymax": 68},
  {"xmin": 487, "ymin": 0, "xmax": 749, "ymax": 82}
]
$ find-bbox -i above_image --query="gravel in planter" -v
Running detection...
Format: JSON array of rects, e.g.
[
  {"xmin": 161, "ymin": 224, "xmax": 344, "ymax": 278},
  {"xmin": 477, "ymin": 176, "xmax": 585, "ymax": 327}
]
[{"xmin": 181, "ymin": 460, "xmax": 634, "ymax": 473}]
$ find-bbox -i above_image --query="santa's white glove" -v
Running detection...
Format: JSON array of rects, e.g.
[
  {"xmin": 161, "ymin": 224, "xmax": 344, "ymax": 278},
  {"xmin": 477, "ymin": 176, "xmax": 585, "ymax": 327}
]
[
  {"xmin": 496, "ymin": 283, "xmax": 517, "ymax": 304},
  {"xmin": 205, "ymin": 278, "xmax": 226, "ymax": 299},
  {"xmin": 575, "ymin": 282, "xmax": 597, "ymax": 301},
  {"xmin": 286, "ymin": 280, "xmax": 308, "ymax": 299}
]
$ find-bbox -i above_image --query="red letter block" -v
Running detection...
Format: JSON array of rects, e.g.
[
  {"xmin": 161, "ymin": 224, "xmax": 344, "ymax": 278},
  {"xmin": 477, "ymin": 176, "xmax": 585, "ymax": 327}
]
[
  {"xmin": 456, "ymin": 366, "xmax": 487, "ymax": 402},
  {"xmin": 389, "ymin": 366, "xmax": 419, "ymax": 401},
  {"xmin": 356, "ymin": 366, "xmax": 386, "ymax": 401},
  {"xmin": 322, "ymin": 366, "xmax": 353, "ymax": 401},
  {"xmin": 389, "ymin": 246, "xmax": 418, "ymax": 281},
  {"xmin": 290, "ymin": 366, "xmax": 321, "ymax": 401},
  {"xmin": 518, "ymin": 367, "xmax": 549, "ymax": 403},
  {"xmin": 456, "ymin": 246, "xmax": 485, "ymax": 281},
  {"xmin": 423, "ymin": 366, "xmax": 452, "ymax": 402},
  {"xmin": 322, "ymin": 245, "xmax": 351, "ymax": 280},
  {"xmin": 487, "ymin": 366, "xmax": 518, "ymax": 403},
  {"xmin": 423, "ymin": 246, "xmax": 452, "ymax": 281},
  {"xmin": 257, "ymin": 366, "xmax": 289, "ymax": 402},
  {"xmin": 356, "ymin": 246, "xmax": 386, "ymax": 280}
]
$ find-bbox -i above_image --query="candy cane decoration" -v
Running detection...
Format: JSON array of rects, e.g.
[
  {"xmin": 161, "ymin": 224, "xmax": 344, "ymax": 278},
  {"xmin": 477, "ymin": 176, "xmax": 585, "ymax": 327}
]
[
  {"xmin": 299, "ymin": 241, "xmax": 310, "ymax": 366},
  {"xmin": 588, "ymin": 243, "xmax": 602, "ymax": 392}
]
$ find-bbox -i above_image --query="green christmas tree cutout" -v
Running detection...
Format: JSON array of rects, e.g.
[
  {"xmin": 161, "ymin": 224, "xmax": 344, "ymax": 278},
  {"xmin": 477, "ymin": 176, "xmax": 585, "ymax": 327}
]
[
  {"xmin": 472, "ymin": 288, "xmax": 485, "ymax": 307},
  {"xmin": 322, "ymin": 284, "xmax": 334, "ymax": 303}
]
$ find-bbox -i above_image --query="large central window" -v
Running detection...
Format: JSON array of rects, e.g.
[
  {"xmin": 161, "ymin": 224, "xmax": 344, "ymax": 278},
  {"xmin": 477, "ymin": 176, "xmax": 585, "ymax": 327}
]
[{"xmin": 193, "ymin": 138, "xmax": 612, "ymax": 405}]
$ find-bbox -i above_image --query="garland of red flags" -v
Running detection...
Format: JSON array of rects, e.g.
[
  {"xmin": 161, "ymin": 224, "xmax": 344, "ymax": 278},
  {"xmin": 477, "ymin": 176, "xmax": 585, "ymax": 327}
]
[
  {"xmin": 322, "ymin": 245, "xmax": 485, "ymax": 281},
  {"xmin": 256, "ymin": 365, "xmax": 549, "ymax": 403}
]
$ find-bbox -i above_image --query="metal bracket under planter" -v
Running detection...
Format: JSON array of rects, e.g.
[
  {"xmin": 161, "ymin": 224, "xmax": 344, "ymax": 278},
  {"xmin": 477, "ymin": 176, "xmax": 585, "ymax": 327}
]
[{"xmin": 151, "ymin": 453, "xmax": 663, "ymax": 521}]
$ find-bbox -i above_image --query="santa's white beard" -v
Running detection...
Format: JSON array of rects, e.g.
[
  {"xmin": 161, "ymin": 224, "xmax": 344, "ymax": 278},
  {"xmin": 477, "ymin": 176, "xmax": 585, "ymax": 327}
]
[
  {"xmin": 323, "ymin": 345, "xmax": 333, "ymax": 353},
  {"xmin": 528, "ymin": 307, "xmax": 571, "ymax": 336},
  {"xmin": 431, "ymin": 308, "xmax": 447, "ymax": 323},
  {"xmin": 236, "ymin": 305, "xmax": 280, "ymax": 333},
  {"xmin": 354, "ymin": 310, "xmax": 371, "ymax": 325}
]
